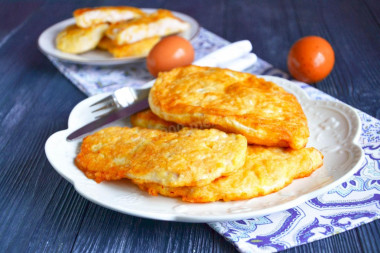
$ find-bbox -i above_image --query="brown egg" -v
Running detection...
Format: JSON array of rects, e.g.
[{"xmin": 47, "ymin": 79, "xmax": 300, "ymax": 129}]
[
  {"xmin": 287, "ymin": 36, "xmax": 335, "ymax": 83},
  {"xmin": 146, "ymin": 35, "xmax": 195, "ymax": 77}
]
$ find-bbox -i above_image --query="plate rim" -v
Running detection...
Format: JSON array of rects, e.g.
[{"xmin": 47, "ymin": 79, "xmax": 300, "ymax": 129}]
[
  {"xmin": 38, "ymin": 8, "xmax": 200, "ymax": 66},
  {"xmin": 45, "ymin": 76, "xmax": 365, "ymax": 223}
]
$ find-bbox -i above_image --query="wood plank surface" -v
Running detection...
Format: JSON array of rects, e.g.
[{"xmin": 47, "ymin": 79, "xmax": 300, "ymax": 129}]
[
  {"xmin": 0, "ymin": 0, "xmax": 378, "ymax": 253},
  {"xmin": 0, "ymin": 2, "xmax": 43, "ymax": 42}
]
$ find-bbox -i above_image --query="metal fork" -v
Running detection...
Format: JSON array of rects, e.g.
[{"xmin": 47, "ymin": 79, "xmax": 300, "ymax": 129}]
[{"xmin": 90, "ymin": 86, "xmax": 151, "ymax": 118}]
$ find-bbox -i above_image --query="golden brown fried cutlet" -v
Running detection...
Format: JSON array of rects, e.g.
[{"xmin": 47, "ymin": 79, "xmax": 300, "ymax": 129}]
[
  {"xmin": 75, "ymin": 126, "xmax": 247, "ymax": 187},
  {"xmin": 135, "ymin": 146, "xmax": 323, "ymax": 202},
  {"xmin": 73, "ymin": 6, "xmax": 145, "ymax": 28},
  {"xmin": 56, "ymin": 24, "xmax": 109, "ymax": 54},
  {"xmin": 97, "ymin": 36, "xmax": 161, "ymax": 58},
  {"xmin": 149, "ymin": 65, "xmax": 310, "ymax": 149},
  {"xmin": 106, "ymin": 9, "xmax": 190, "ymax": 45},
  {"xmin": 130, "ymin": 109, "xmax": 182, "ymax": 131}
]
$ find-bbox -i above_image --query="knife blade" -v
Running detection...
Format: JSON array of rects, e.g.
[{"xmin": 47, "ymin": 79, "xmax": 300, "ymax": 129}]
[
  {"xmin": 66, "ymin": 40, "xmax": 255, "ymax": 141},
  {"xmin": 66, "ymin": 98, "xmax": 149, "ymax": 140}
]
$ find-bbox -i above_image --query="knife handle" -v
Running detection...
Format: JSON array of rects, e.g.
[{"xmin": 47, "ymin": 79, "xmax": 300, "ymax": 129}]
[{"xmin": 193, "ymin": 40, "xmax": 253, "ymax": 67}]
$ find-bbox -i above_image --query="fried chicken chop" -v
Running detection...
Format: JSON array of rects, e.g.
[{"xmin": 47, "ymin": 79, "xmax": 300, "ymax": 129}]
[
  {"xmin": 106, "ymin": 9, "xmax": 189, "ymax": 45},
  {"xmin": 97, "ymin": 36, "xmax": 160, "ymax": 58},
  {"xmin": 56, "ymin": 24, "xmax": 109, "ymax": 54},
  {"xmin": 149, "ymin": 65, "xmax": 310, "ymax": 149},
  {"xmin": 135, "ymin": 146, "xmax": 323, "ymax": 202},
  {"xmin": 75, "ymin": 127, "xmax": 247, "ymax": 187},
  {"xmin": 73, "ymin": 6, "xmax": 144, "ymax": 28}
]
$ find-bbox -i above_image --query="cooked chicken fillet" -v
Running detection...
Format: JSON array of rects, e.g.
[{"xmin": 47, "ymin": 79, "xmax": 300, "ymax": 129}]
[
  {"xmin": 74, "ymin": 6, "xmax": 144, "ymax": 28},
  {"xmin": 135, "ymin": 146, "xmax": 323, "ymax": 202},
  {"xmin": 75, "ymin": 126, "xmax": 247, "ymax": 187},
  {"xmin": 106, "ymin": 9, "xmax": 189, "ymax": 45},
  {"xmin": 149, "ymin": 65, "xmax": 310, "ymax": 149},
  {"xmin": 56, "ymin": 24, "xmax": 108, "ymax": 54},
  {"xmin": 97, "ymin": 36, "xmax": 160, "ymax": 58}
]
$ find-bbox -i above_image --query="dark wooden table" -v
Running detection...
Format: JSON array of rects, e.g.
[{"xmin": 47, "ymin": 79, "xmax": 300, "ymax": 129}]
[{"xmin": 1, "ymin": 0, "xmax": 379, "ymax": 252}]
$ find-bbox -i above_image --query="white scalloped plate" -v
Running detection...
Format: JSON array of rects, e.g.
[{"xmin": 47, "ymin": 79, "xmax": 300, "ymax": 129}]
[
  {"xmin": 45, "ymin": 76, "xmax": 364, "ymax": 222},
  {"xmin": 38, "ymin": 9, "xmax": 200, "ymax": 65}
]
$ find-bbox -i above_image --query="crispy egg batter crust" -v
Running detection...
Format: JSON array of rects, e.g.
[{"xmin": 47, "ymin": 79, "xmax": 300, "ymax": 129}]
[
  {"xmin": 106, "ymin": 9, "xmax": 189, "ymax": 45},
  {"xmin": 56, "ymin": 24, "xmax": 109, "ymax": 54},
  {"xmin": 74, "ymin": 6, "xmax": 144, "ymax": 28},
  {"xmin": 97, "ymin": 36, "xmax": 160, "ymax": 58},
  {"xmin": 135, "ymin": 146, "xmax": 323, "ymax": 202},
  {"xmin": 75, "ymin": 126, "xmax": 247, "ymax": 187},
  {"xmin": 149, "ymin": 65, "xmax": 310, "ymax": 149}
]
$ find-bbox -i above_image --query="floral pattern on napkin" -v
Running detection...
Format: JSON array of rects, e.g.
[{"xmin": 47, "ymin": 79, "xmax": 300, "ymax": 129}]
[{"xmin": 47, "ymin": 28, "xmax": 380, "ymax": 253}]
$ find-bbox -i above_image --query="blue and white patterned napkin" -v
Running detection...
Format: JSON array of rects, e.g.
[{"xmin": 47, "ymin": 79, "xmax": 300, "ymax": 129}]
[{"xmin": 48, "ymin": 28, "xmax": 380, "ymax": 253}]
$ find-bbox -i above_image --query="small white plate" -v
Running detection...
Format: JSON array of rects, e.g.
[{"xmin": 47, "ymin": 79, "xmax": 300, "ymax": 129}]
[
  {"xmin": 38, "ymin": 9, "xmax": 200, "ymax": 66},
  {"xmin": 45, "ymin": 76, "xmax": 364, "ymax": 222}
]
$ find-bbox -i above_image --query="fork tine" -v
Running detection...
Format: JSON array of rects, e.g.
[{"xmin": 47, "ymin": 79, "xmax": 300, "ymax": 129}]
[
  {"xmin": 90, "ymin": 95, "xmax": 113, "ymax": 107},
  {"xmin": 91, "ymin": 102, "xmax": 115, "ymax": 113},
  {"xmin": 94, "ymin": 108, "xmax": 117, "ymax": 119}
]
